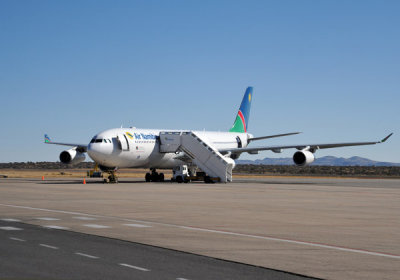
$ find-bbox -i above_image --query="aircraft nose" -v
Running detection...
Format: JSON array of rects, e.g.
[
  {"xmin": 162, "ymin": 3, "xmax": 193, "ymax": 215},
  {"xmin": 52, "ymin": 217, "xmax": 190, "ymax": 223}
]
[{"xmin": 87, "ymin": 143, "xmax": 103, "ymax": 163}]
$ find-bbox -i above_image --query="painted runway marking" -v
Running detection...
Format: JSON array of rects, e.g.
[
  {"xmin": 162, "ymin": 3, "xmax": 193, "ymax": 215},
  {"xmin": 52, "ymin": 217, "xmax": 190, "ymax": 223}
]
[
  {"xmin": 1, "ymin": 218, "xmax": 21, "ymax": 222},
  {"xmin": 179, "ymin": 226, "xmax": 400, "ymax": 260},
  {"xmin": 83, "ymin": 224, "xmax": 110, "ymax": 229},
  {"xmin": 43, "ymin": 225, "xmax": 69, "ymax": 230},
  {"xmin": 36, "ymin": 217, "xmax": 60, "ymax": 221},
  {"xmin": 9, "ymin": 237, "xmax": 26, "ymax": 242},
  {"xmin": 177, "ymin": 278, "xmax": 190, "ymax": 280},
  {"xmin": 0, "ymin": 226, "xmax": 22, "ymax": 231},
  {"xmin": 2, "ymin": 203, "xmax": 399, "ymax": 260},
  {"xmin": 75, "ymin": 252, "xmax": 99, "ymax": 259},
  {"xmin": 39, "ymin": 244, "xmax": 58, "ymax": 250},
  {"xmin": 73, "ymin": 216, "xmax": 96, "ymax": 220},
  {"xmin": 119, "ymin": 263, "xmax": 150, "ymax": 272},
  {"xmin": 124, "ymin": 223, "xmax": 152, "ymax": 228}
]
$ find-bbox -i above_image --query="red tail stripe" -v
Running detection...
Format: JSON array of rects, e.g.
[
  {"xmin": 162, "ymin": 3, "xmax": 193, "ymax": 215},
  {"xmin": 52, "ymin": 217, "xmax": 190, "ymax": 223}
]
[{"xmin": 238, "ymin": 110, "xmax": 247, "ymax": 132}]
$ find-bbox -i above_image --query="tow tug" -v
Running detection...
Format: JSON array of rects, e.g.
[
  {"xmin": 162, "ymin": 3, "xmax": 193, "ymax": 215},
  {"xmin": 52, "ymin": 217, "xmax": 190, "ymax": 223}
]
[{"xmin": 171, "ymin": 165, "xmax": 220, "ymax": 183}]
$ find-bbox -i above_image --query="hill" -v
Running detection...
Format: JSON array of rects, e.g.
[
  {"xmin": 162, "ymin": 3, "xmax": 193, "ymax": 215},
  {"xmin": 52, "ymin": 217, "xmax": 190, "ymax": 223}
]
[{"xmin": 237, "ymin": 156, "xmax": 400, "ymax": 166}]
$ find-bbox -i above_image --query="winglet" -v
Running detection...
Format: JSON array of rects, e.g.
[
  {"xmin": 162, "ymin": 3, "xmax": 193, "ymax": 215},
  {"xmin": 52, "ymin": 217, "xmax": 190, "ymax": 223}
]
[
  {"xmin": 381, "ymin": 133, "xmax": 393, "ymax": 143},
  {"xmin": 44, "ymin": 134, "xmax": 51, "ymax": 143}
]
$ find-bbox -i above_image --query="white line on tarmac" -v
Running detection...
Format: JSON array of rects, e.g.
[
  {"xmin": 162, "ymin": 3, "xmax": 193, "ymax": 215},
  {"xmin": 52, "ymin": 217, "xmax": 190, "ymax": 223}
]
[
  {"xmin": 9, "ymin": 237, "xmax": 26, "ymax": 242},
  {"xmin": 36, "ymin": 217, "xmax": 60, "ymax": 221},
  {"xmin": 73, "ymin": 216, "xmax": 96, "ymax": 220},
  {"xmin": 39, "ymin": 244, "xmax": 58, "ymax": 250},
  {"xmin": 124, "ymin": 223, "xmax": 152, "ymax": 228},
  {"xmin": 83, "ymin": 224, "xmax": 110, "ymax": 229},
  {"xmin": 1, "ymin": 218, "xmax": 21, "ymax": 222},
  {"xmin": 119, "ymin": 263, "xmax": 150, "ymax": 272},
  {"xmin": 177, "ymin": 278, "xmax": 190, "ymax": 280},
  {"xmin": 75, "ymin": 252, "xmax": 99, "ymax": 259},
  {"xmin": 179, "ymin": 226, "xmax": 400, "ymax": 260},
  {"xmin": 42, "ymin": 225, "xmax": 69, "ymax": 230},
  {"xmin": 0, "ymin": 226, "xmax": 22, "ymax": 231},
  {"xmin": 1, "ymin": 203, "xmax": 399, "ymax": 260}
]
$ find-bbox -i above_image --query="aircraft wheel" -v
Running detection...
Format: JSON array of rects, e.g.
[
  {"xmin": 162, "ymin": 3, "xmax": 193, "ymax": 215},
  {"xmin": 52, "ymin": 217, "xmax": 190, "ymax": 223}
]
[
  {"xmin": 145, "ymin": 173, "xmax": 151, "ymax": 182},
  {"xmin": 151, "ymin": 172, "xmax": 159, "ymax": 182},
  {"xmin": 159, "ymin": 173, "xmax": 165, "ymax": 182},
  {"xmin": 184, "ymin": 178, "xmax": 190, "ymax": 183},
  {"xmin": 176, "ymin": 176, "xmax": 183, "ymax": 183}
]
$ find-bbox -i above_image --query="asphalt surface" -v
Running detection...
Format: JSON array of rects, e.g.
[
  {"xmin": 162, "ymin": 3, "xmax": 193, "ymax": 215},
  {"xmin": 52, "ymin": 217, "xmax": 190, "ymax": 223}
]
[
  {"xmin": 0, "ymin": 177, "xmax": 399, "ymax": 280},
  {"xmin": 0, "ymin": 220, "xmax": 314, "ymax": 280}
]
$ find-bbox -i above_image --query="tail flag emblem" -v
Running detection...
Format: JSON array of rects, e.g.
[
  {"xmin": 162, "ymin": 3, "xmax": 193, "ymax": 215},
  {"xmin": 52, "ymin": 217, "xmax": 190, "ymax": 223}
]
[{"xmin": 229, "ymin": 87, "xmax": 253, "ymax": 133}]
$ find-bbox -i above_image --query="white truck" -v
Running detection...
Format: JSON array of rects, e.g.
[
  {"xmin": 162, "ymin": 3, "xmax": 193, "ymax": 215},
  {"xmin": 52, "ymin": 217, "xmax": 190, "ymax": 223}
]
[{"xmin": 171, "ymin": 165, "xmax": 220, "ymax": 183}]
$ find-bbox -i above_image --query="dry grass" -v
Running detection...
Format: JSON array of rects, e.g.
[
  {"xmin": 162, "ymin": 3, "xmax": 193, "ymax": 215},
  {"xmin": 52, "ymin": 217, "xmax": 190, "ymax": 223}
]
[
  {"xmin": 1, "ymin": 169, "xmax": 393, "ymax": 180},
  {"xmin": 0, "ymin": 169, "xmax": 172, "ymax": 179}
]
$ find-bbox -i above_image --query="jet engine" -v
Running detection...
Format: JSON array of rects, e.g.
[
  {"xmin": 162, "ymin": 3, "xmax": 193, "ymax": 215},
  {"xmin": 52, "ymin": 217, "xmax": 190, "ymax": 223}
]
[
  {"xmin": 59, "ymin": 149, "xmax": 86, "ymax": 165},
  {"xmin": 293, "ymin": 150, "xmax": 315, "ymax": 166}
]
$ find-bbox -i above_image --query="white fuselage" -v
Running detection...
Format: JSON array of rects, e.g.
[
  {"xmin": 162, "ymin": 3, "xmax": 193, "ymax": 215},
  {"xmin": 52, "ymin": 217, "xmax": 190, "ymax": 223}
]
[{"xmin": 87, "ymin": 128, "xmax": 251, "ymax": 169}]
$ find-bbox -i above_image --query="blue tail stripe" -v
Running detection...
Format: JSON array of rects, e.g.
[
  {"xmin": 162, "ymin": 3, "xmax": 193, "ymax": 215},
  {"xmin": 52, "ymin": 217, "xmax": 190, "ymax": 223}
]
[{"xmin": 239, "ymin": 87, "xmax": 253, "ymax": 130}]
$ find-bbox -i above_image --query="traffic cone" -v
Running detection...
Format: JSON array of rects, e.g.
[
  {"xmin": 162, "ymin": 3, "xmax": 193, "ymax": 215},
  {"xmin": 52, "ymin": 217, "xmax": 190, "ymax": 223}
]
[
  {"xmin": 41, "ymin": 176, "xmax": 44, "ymax": 180},
  {"xmin": 83, "ymin": 178, "xmax": 86, "ymax": 184}
]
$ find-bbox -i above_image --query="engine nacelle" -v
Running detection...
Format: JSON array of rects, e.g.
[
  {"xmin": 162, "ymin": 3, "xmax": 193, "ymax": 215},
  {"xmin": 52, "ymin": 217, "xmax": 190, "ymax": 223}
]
[
  {"xmin": 59, "ymin": 149, "xmax": 86, "ymax": 165},
  {"xmin": 293, "ymin": 150, "xmax": 315, "ymax": 166}
]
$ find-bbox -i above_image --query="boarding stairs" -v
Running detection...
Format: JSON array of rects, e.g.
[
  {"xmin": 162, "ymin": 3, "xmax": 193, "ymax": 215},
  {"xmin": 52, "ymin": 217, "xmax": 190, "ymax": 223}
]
[{"xmin": 159, "ymin": 131, "xmax": 234, "ymax": 182}]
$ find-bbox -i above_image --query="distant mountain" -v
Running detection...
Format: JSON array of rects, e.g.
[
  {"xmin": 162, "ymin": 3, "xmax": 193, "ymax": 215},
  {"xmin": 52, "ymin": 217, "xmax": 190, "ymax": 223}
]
[{"xmin": 237, "ymin": 156, "xmax": 400, "ymax": 166}]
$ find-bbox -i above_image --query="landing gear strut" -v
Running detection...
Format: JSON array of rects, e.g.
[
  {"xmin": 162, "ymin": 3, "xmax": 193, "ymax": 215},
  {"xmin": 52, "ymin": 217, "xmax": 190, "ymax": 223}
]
[
  {"xmin": 103, "ymin": 170, "xmax": 118, "ymax": 183},
  {"xmin": 145, "ymin": 168, "xmax": 164, "ymax": 182}
]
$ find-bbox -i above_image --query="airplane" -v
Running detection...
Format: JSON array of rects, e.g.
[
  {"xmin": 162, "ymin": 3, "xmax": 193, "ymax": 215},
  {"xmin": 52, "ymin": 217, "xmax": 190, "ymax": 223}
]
[{"xmin": 45, "ymin": 87, "xmax": 393, "ymax": 183}]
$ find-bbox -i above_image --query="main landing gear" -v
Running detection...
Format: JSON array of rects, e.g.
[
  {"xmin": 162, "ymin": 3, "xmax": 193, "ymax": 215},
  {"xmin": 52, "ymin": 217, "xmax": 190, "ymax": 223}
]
[{"xmin": 145, "ymin": 168, "xmax": 164, "ymax": 182}]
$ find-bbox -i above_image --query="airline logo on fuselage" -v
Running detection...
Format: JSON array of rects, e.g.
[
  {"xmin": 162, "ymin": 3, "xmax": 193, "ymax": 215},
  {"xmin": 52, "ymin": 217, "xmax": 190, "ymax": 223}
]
[
  {"xmin": 126, "ymin": 132, "xmax": 134, "ymax": 139},
  {"xmin": 126, "ymin": 131, "xmax": 156, "ymax": 140}
]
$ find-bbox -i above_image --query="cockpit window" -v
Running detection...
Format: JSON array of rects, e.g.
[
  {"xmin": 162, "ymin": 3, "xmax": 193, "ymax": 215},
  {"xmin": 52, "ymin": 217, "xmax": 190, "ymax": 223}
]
[{"xmin": 91, "ymin": 137, "xmax": 107, "ymax": 143}]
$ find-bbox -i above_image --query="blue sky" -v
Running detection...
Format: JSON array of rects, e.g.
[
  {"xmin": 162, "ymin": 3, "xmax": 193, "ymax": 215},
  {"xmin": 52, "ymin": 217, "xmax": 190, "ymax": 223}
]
[{"xmin": 0, "ymin": 0, "xmax": 399, "ymax": 163}]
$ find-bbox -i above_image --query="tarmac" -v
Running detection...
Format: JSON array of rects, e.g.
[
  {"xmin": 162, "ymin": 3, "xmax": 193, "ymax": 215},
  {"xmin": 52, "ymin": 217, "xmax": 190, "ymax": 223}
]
[
  {"xmin": 0, "ymin": 220, "xmax": 308, "ymax": 280},
  {"xmin": 0, "ymin": 176, "xmax": 399, "ymax": 279}
]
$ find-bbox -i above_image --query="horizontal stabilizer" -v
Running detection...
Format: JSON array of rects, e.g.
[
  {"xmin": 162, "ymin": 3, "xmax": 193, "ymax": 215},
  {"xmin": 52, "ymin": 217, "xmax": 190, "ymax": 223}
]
[
  {"xmin": 44, "ymin": 134, "xmax": 51, "ymax": 143},
  {"xmin": 248, "ymin": 132, "xmax": 301, "ymax": 142}
]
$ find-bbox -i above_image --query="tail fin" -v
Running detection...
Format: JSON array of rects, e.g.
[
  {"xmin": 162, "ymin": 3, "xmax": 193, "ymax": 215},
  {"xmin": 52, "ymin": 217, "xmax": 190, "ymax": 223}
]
[
  {"xmin": 44, "ymin": 134, "xmax": 51, "ymax": 143},
  {"xmin": 229, "ymin": 87, "xmax": 253, "ymax": 133}
]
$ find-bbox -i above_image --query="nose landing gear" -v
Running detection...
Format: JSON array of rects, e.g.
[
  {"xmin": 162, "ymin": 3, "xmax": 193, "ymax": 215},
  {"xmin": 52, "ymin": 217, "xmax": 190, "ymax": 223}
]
[
  {"xmin": 145, "ymin": 168, "xmax": 164, "ymax": 182},
  {"xmin": 98, "ymin": 165, "xmax": 118, "ymax": 183},
  {"xmin": 103, "ymin": 170, "xmax": 118, "ymax": 183}
]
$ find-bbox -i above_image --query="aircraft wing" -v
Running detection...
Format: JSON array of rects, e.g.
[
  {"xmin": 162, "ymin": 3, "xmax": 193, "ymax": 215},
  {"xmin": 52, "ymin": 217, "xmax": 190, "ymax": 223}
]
[
  {"xmin": 219, "ymin": 133, "xmax": 393, "ymax": 154},
  {"xmin": 44, "ymin": 134, "xmax": 88, "ymax": 152}
]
